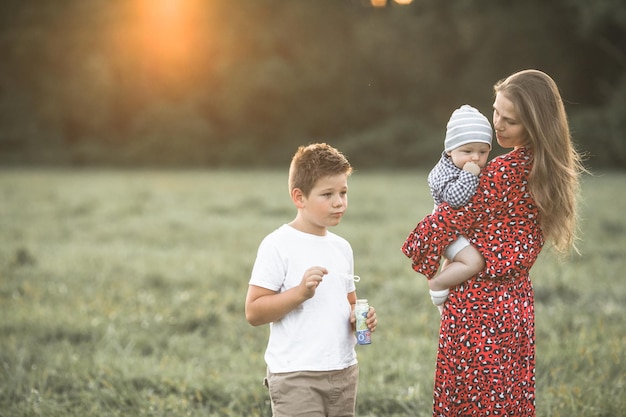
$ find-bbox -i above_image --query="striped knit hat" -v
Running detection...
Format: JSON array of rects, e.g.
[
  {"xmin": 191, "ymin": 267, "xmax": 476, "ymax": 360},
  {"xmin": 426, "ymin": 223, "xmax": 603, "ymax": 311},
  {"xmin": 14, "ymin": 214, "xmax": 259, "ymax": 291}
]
[{"xmin": 444, "ymin": 105, "xmax": 493, "ymax": 152}]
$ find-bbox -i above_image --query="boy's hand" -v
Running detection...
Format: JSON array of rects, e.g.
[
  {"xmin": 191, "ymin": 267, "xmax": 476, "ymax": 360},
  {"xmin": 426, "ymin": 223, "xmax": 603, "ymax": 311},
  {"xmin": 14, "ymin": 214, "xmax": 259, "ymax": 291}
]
[
  {"xmin": 462, "ymin": 161, "xmax": 481, "ymax": 176},
  {"xmin": 350, "ymin": 306, "xmax": 378, "ymax": 332},
  {"xmin": 300, "ymin": 266, "xmax": 327, "ymax": 299},
  {"xmin": 366, "ymin": 306, "xmax": 377, "ymax": 332}
]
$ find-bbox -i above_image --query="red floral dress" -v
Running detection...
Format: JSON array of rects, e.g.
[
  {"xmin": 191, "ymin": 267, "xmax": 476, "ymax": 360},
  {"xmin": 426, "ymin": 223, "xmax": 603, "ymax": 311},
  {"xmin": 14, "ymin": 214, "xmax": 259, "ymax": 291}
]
[{"xmin": 402, "ymin": 147, "xmax": 543, "ymax": 416}]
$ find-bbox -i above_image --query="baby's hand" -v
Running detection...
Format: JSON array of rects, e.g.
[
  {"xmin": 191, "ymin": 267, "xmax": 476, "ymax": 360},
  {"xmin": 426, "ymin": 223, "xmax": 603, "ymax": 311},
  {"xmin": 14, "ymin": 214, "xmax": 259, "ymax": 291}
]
[{"xmin": 462, "ymin": 161, "xmax": 481, "ymax": 176}]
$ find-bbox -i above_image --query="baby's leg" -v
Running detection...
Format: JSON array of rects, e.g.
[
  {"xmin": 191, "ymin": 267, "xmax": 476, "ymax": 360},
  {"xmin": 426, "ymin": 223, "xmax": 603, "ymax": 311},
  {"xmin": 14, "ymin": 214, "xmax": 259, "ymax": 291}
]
[
  {"xmin": 450, "ymin": 244, "xmax": 485, "ymax": 279},
  {"xmin": 430, "ymin": 245, "xmax": 484, "ymax": 291},
  {"xmin": 429, "ymin": 245, "xmax": 484, "ymax": 306}
]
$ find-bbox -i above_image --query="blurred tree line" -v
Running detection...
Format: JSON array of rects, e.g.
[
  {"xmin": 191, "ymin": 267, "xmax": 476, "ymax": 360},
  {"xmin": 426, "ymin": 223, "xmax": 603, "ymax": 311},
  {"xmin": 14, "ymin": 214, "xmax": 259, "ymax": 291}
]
[{"xmin": 0, "ymin": 0, "xmax": 624, "ymax": 169}]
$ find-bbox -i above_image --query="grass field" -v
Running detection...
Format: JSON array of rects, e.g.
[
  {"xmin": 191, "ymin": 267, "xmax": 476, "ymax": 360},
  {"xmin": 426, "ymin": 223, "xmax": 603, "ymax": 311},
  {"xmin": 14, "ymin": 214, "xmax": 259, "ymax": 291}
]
[{"xmin": 0, "ymin": 169, "xmax": 624, "ymax": 417}]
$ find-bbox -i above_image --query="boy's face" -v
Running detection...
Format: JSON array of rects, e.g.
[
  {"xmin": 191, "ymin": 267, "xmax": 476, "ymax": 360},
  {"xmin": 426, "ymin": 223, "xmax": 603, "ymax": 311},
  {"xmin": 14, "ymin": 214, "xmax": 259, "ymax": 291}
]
[
  {"xmin": 296, "ymin": 173, "xmax": 349, "ymax": 235},
  {"xmin": 447, "ymin": 142, "xmax": 491, "ymax": 170}
]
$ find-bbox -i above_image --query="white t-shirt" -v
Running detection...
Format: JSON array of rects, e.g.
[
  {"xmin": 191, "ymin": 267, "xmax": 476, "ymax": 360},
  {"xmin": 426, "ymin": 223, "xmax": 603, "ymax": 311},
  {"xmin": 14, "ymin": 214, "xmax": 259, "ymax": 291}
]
[{"xmin": 249, "ymin": 224, "xmax": 358, "ymax": 373}]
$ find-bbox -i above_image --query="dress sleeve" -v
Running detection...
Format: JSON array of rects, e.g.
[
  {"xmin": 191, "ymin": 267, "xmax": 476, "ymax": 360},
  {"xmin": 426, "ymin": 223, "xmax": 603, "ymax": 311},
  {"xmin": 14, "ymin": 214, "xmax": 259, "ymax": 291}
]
[
  {"xmin": 401, "ymin": 202, "xmax": 476, "ymax": 279},
  {"xmin": 401, "ymin": 158, "xmax": 511, "ymax": 279}
]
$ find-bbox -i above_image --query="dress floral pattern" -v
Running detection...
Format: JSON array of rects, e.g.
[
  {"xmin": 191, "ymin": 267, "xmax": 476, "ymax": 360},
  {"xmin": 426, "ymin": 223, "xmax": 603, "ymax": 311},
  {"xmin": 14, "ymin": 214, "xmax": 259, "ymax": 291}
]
[{"xmin": 402, "ymin": 147, "xmax": 543, "ymax": 416}]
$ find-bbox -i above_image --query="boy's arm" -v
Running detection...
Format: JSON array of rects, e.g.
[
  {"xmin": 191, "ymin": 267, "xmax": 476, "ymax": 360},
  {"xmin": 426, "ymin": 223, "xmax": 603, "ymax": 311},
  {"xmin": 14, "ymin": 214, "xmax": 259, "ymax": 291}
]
[
  {"xmin": 348, "ymin": 291, "xmax": 357, "ymax": 331},
  {"xmin": 245, "ymin": 285, "xmax": 306, "ymax": 326},
  {"xmin": 245, "ymin": 266, "xmax": 326, "ymax": 326}
]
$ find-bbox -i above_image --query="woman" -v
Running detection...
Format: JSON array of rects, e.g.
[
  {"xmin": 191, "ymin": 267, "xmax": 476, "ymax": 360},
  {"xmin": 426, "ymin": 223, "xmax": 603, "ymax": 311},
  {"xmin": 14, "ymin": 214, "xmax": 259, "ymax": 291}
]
[{"xmin": 402, "ymin": 69, "xmax": 585, "ymax": 416}]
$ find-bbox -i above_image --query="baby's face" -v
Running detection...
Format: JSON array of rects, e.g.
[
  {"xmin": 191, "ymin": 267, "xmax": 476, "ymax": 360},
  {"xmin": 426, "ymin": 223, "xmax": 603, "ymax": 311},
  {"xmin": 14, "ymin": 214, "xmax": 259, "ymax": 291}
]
[{"xmin": 447, "ymin": 142, "xmax": 491, "ymax": 170}]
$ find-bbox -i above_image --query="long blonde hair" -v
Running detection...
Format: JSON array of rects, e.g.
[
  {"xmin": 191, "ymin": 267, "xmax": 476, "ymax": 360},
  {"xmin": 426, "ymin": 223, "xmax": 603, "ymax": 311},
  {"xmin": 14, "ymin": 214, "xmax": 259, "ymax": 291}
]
[{"xmin": 494, "ymin": 69, "xmax": 586, "ymax": 254}]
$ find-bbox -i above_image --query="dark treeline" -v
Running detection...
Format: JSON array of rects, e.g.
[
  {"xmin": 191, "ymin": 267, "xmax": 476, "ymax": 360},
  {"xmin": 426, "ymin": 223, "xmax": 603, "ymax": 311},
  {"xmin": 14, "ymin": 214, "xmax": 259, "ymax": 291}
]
[{"xmin": 0, "ymin": 0, "xmax": 624, "ymax": 169}]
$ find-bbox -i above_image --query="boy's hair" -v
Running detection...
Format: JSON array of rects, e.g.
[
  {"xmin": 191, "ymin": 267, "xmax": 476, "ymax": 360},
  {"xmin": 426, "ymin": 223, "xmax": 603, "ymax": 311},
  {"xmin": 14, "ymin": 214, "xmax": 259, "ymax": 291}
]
[{"xmin": 288, "ymin": 143, "xmax": 352, "ymax": 196}]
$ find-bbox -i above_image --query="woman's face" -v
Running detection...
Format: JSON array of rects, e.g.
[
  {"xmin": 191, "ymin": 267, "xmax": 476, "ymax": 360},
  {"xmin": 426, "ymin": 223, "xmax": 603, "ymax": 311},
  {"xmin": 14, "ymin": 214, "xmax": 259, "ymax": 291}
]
[{"xmin": 492, "ymin": 92, "xmax": 528, "ymax": 149}]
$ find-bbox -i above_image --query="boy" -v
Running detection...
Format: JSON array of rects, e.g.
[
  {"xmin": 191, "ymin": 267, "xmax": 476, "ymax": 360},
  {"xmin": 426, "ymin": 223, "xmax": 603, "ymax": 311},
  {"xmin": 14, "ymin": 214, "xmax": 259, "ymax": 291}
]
[
  {"xmin": 427, "ymin": 105, "xmax": 493, "ymax": 309},
  {"xmin": 245, "ymin": 143, "xmax": 377, "ymax": 417}
]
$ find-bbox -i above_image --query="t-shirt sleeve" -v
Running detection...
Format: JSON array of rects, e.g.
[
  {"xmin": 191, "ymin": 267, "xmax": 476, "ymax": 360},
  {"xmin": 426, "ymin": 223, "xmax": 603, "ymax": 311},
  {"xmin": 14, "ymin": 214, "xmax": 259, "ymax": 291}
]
[{"xmin": 249, "ymin": 237, "xmax": 286, "ymax": 291}]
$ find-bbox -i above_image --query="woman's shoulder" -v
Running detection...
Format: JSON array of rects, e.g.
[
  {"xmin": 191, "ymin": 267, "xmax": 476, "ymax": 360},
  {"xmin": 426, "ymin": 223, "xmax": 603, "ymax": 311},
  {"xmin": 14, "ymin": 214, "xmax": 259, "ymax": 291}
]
[
  {"xmin": 481, "ymin": 149, "xmax": 532, "ymax": 191},
  {"xmin": 493, "ymin": 147, "xmax": 532, "ymax": 164},
  {"xmin": 487, "ymin": 147, "xmax": 533, "ymax": 173}
]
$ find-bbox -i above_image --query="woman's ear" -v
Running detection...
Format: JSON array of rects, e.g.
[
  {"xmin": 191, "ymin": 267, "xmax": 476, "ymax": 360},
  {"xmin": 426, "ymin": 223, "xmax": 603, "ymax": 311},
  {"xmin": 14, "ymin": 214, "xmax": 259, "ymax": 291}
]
[{"xmin": 290, "ymin": 187, "xmax": 305, "ymax": 208}]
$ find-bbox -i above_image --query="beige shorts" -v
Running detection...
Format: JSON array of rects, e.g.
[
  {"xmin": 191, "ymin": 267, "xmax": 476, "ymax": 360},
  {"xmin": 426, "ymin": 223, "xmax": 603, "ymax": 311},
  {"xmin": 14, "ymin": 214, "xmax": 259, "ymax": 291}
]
[
  {"xmin": 265, "ymin": 364, "xmax": 359, "ymax": 417},
  {"xmin": 444, "ymin": 236, "xmax": 471, "ymax": 261}
]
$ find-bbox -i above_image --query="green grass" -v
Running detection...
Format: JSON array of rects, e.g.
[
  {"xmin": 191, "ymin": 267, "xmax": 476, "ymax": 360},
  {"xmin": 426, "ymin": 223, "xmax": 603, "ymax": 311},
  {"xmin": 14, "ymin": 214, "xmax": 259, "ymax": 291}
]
[{"xmin": 0, "ymin": 169, "xmax": 624, "ymax": 417}]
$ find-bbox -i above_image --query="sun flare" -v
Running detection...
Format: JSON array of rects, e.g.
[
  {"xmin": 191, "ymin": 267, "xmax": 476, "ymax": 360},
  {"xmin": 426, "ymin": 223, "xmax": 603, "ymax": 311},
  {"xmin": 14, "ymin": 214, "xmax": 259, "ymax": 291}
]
[{"xmin": 134, "ymin": 0, "xmax": 202, "ymax": 66}]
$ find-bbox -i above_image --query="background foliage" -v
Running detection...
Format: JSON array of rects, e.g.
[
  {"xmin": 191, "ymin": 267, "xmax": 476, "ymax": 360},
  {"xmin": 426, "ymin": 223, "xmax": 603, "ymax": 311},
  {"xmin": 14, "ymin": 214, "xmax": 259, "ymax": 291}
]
[
  {"xmin": 0, "ymin": 0, "xmax": 624, "ymax": 169},
  {"xmin": 1, "ymin": 169, "xmax": 624, "ymax": 416}
]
